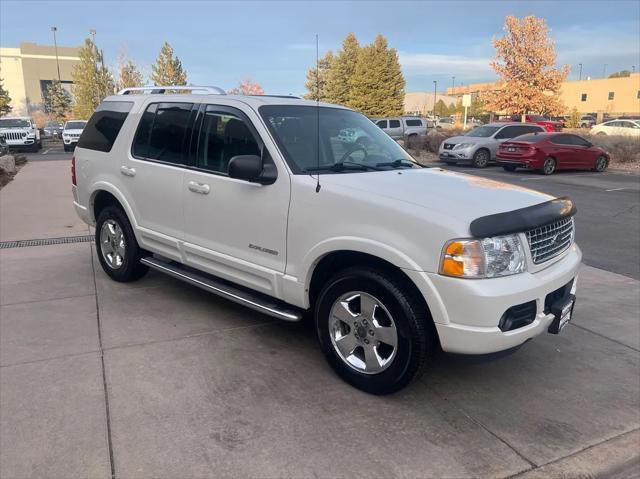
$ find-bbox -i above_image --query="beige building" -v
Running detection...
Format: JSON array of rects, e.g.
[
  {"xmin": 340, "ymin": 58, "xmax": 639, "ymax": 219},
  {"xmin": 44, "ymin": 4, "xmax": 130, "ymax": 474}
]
[
  {"xmin": 444, "ymin": 74, "xmax": 640, "ymax": 116},
  {"xmin": 404, "ymin": 91, "xmax": 458, "ymax": 116},
  {"xmin": 0, "ymin": 42, "xmax": 81, "ymax": 115}
]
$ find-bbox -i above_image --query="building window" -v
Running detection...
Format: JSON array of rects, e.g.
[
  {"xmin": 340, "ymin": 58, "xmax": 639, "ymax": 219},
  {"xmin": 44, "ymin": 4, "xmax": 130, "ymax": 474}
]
[
  {"xmin": 580, "ymin": 93, "xmax": 587, "ymax": 102},
  {"xmin": 608, "ymin": 92, "xmax": 615, "ymax": 100}
]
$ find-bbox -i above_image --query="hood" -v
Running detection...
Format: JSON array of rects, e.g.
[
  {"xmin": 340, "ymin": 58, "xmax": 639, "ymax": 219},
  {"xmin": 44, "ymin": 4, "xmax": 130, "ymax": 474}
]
[{"xmin": 322, "ymin": 167, "xmax": 553, "ymax": 230}]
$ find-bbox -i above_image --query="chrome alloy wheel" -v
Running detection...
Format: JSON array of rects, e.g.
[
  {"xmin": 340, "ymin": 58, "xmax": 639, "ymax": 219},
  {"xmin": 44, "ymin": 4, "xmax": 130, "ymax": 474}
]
[
  {"xmin": 329, "ymin": 292, "xmax": 398, "ymax": 374},
  {"xmin": 99, "ymin": 219, "xmax": 126, "ymax": 269}
]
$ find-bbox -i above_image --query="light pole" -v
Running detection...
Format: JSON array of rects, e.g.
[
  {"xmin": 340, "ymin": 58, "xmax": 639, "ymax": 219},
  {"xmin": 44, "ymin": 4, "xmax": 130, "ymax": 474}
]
[
  {"xmin": 432, "ymin": 80, "xmax": 437, "ymax": 117},
  {"xmin": 51, "ymin": 26, "xmax": 61, "ymax": 83},
  {"xmin": 578, "ymin": 63, "xmax": 582, "ymax": 81}
]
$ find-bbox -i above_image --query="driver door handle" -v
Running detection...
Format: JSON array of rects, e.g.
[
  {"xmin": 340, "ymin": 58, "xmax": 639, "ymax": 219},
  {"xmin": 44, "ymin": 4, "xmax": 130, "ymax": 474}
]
[
  {"xmin": 188, "ymin": 181, "xmax": 210, "ymax": 195},
  {"xmin": 120, "ymin": 166, "xmax": 136, "ymax": 177}
]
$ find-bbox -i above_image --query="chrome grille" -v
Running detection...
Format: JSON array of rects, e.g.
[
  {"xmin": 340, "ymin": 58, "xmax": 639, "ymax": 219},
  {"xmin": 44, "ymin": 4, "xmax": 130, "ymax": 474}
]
[
  {"xmin": 3, "ymin": 132, "xmax": 26, "ymax": 140},
  {"xmin": 526, "ymin": 217, "xmax": 574, "ymax": 264}
]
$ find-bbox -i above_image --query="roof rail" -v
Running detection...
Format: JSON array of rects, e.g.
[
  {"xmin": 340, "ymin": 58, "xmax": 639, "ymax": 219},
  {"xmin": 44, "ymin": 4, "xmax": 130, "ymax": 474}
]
[{"xmin": 117, "ymin": 85, "xmax": 226, "ymax": 95}]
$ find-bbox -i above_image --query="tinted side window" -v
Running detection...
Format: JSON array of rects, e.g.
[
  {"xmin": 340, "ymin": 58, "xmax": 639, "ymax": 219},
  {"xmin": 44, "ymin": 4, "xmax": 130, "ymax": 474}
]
[
  {"xmin": 148, "ymin": 103, "xmax": 193, "ymax": 164},
  {"xmin": 389, "ymin": 120, "xmax": 401, "ymax": 128},
  {"xmin": 569, "ymin": 135, "xmax": 591, "ymax": 147},
  {"xmin": 376, "ymin": 120, "xmax": 387, "ymax": 128},
  {"xmin": 405, "ymin": 119, "xmax": 422, "ymax": 127},
  {"xmin": 550, "ymin": 135, "xmax": 571, "ymax": 145},
  {"xmin": 132, "ymin": 104, "xmax": 157, "ymax": 158},
  {"xmin": 77, "ymin": 101, "xmax": 133, "ymax": 152},
  {"xmin": 495, "ymin": 126, "xmax": 520, "ymax": 139},
  {"xmin": 197, "ymin": 108, "xmax": 260, "ymax": 174}
]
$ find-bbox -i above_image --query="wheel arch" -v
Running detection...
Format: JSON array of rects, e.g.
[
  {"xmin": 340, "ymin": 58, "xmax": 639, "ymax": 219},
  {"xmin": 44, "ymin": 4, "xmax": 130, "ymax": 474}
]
[{"xmin": 89, "ymin": 183, "xmax": 137, "ymax": 228}]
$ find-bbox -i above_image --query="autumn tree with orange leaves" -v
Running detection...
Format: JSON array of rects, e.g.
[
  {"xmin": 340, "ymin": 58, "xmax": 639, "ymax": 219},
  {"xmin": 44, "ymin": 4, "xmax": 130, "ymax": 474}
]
[
  {"xmin": 484, "ymin": 16, "xmax": 568, "ymax": 120},
  {"xmin": 228, "ymin": 78, "xmax": 265, "ymax": 95}
]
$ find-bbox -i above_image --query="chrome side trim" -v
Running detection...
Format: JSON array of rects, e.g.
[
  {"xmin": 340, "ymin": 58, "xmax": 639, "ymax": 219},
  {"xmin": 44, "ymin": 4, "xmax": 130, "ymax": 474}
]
[{"xmin": 140, "ymin": 257, "xmax": 302, "ymax": 322}]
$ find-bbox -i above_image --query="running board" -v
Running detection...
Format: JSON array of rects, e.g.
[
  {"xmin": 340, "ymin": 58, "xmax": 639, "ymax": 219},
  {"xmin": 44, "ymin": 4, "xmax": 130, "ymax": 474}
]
[{"xmin": 140, "ymin": 257, "xmax": 303, "ymax": 322}]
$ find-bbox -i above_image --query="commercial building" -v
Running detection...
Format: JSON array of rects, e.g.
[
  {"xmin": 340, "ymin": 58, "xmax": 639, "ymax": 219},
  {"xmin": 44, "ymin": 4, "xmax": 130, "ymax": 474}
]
[
  {"xmin": 404, "ymin": 91, "xmax": 457, "ymax": 116},
  {"xmin": 444, "ymin": 74, "xmax": 640, "ymax": 117},
  {"xmin": 0, "ymin": 42, "xmax": 81, "ymax": 115}
]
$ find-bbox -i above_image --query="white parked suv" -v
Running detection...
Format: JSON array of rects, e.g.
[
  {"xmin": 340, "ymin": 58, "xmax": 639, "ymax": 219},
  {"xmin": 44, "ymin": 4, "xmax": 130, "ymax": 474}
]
[
  {"xmin": 0, "ymin": 116, "xmax": 41, "ymax": 152},
  {"xmin": 73, "ymin": 86, "xmax": 581, "ymax": 394},
  {"xmin": 62, "ymin": 120, "xmax": 87, "ymax": 151}
]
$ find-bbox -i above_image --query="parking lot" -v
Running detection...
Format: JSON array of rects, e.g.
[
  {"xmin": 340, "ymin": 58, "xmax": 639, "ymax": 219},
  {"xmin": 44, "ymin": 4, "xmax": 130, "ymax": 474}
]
[{"xmin": 1, "ymin": 151, "xmax": 639, "ymax": 478}]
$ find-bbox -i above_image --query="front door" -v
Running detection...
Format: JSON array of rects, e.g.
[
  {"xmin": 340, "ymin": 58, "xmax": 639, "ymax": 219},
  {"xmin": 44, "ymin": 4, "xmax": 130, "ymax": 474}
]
[{"xmin": 182, "ymin": 105, "xmax": 289, "ymax": 295}]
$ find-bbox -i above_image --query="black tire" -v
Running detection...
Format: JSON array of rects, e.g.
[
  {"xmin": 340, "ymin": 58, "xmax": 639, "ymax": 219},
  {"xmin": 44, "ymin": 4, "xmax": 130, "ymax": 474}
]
[
  {"xmin": 541, "ymin": 157, "xmax": 556, "ymax": 175},
  {"xmin": 502, "ymin": 165, "xmax": 517, "ymax": 172},
  {"xmin": 594, "ymin": 155, "xmax": 608, "ymax": 172},
  {"xmin": 63, "ymin": 145, "xmax": 70, "ymax": 152},
  {"xmin": 472, "ymin": 149, "xmax": 490, "ymax": 168},
  {"xmin": 315, "ymin": 266, "xmax": 436, "ymax": 395},
  {"xmin": 95, "ymin": 206, "xmax": 148, "ymax": 282},
  {"xmin": 37, "ymin": 139, "xmax": 42, "ymax": 150}
]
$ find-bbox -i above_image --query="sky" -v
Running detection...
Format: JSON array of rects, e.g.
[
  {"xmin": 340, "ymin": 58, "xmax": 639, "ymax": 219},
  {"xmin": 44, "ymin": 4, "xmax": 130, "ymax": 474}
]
[{"xmin": 1, "ymin": 0, "xmax": 639, "ymax": 95}]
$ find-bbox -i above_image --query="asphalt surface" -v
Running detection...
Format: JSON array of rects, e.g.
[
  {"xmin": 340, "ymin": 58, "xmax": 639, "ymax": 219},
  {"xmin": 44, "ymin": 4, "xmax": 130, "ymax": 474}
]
[{"xmin": 21, "ymin": 144, "xmax": 640, "ymax": 279}]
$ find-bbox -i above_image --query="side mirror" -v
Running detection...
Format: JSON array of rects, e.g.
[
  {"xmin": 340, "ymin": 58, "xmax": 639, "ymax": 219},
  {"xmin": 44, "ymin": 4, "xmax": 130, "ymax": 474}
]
[{"xmin": 228, "ymin": 155, "xmax": 276, "ymax": 185}]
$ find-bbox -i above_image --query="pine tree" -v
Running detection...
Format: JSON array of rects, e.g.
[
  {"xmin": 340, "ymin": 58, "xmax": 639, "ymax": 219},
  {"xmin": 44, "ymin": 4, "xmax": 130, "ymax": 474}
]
[
  {"xmin": 324, "ymin": 33, "xmax": 360, "ymax": 105},
  {"xmin": 0, "ymin": 78, "xmax": 12, "ymax": 117},
  {"xmin": 303, "ymin": 51, "xmax": 334, "ymax": 101},
  {"xmin": 566, "ymin": 107, "xmax": 580, "ymax": 128},
  {"xmin": 72, "ymin": 38, "xmax": 115, "ymax": 118},
  {"xmin": 150, "ymin": 42, "xmax": 187, "ymax": 86},
  {"xmin": 117, "ymin": 59, "xmax": 144, "ymax": 91},
  {"xmin": 348, "ymin": 35, "xmax": 405, "ymax": 116},
  {"xmin": 434, "ymin": 99, "xmax": 448, "ymax": 116},
  {"xmin": 483, "ymin": 15, "xmax": 568, "ymax": 120},
  {"xmin": 45, "ymin": 80, "xmax": 72, "ymax": 120}
]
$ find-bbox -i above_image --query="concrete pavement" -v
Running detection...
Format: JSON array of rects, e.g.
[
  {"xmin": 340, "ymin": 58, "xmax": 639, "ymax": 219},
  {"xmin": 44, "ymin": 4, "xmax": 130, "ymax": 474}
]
[{"xmin": 1, "ymin": 160, "xmax": 639, "ymax": 478}]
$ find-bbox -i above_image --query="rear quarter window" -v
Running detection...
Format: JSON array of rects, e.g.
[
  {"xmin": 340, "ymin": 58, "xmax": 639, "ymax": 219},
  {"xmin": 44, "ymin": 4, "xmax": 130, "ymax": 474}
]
[
  {"xmin": 405, "ymin": 119, "xmax": 423, "ymax": 127},
  {"xmin": 77, "ymin": 101, "xmax": 133, "ymax": 152}
]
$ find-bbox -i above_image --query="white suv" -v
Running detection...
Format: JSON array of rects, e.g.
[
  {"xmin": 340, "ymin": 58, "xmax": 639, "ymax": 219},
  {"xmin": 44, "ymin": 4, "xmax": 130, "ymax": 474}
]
[
  {"xmin": 0, "ymin": 116, "xmax": 41, "ymax": 152},
  {"xmin": 73, "ymin": 86, "xmax": 581, "ymax": 394},
  {"xmin": 62, "ymin": 120, "xmax": 87, "ymax": 152}
]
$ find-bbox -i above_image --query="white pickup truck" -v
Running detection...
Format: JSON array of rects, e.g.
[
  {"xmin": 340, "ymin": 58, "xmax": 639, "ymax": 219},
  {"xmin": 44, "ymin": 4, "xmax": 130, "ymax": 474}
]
[
  {"xmin": 0, "ymin": 117, "xmax": 41, "ymax": 152},
  {"xmin": 73, "ymin": 86, "xmax": 581, "ymax": 394}
]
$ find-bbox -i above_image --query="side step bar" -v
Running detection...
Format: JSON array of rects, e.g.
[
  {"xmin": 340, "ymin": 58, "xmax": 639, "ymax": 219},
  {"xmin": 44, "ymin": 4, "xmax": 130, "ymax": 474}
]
[{"xmin": 140, "ymin": 257, "xmax": 303, "ymax": 322}]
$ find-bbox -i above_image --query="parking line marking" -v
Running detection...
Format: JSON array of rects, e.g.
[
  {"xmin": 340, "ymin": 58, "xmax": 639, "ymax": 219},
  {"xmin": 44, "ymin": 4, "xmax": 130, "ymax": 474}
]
[
  {"xmin": 42, "ymin": 148, "xmax": 51, "ymax": 155},
  {"xmin": 606, "ymin": 187, "xmax": 626, "ymax": 192}
]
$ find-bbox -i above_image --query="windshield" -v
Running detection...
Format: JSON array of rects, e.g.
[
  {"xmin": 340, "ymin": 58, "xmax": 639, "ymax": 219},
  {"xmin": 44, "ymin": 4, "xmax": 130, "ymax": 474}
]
[
  {"xmin": 465, "ymin": 125, "xmax": 500, "ymax": 137},
  {"xmin": 259, "ymin": 105, "xmax": 417, "ymax": 173},
  {"xmin": 0, "ymin": 119, "xmax": 31, "ymax": 128},
  {"xmin": 65, "ymin": 121, "xmax": 87, "ymax": 130}
]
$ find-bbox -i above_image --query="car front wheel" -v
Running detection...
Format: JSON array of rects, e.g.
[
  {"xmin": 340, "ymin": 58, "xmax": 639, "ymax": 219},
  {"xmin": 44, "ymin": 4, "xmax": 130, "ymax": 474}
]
[
  {"xmin": 472, "ymin": 149, "xmax": 490, "ymax": 168},
  {"xmin": 315, "ymin": 267, "xmax": 435, "ymax": 394},
  {"xmin": 594, "ymin": 156, "xmax": 608, "ymax": 172},
  {"xmin": 95, "ymin": 206, "xmax": 148, "ymax": 282}
]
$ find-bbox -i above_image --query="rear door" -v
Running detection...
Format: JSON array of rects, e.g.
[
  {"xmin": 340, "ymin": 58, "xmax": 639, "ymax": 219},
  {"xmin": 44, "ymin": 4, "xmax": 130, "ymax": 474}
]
[
  {"xmin": 123, "ymin": 101, "xmax": 197, "ymax": 260},
  {"xmin": 548, "ymin": 134, "xmax": 575, "ymax": 168},
  {"xmin": 181, "ymin": 104, "xmax": 289, "ymax": 295},
  {"xmin": 386, "ymin": 119, "xmax": 403, "ymax": 139}
]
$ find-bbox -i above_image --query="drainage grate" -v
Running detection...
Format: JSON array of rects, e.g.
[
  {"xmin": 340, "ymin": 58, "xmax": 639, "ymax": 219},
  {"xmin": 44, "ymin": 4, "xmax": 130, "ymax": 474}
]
[{"xmin": 0, "ymin": 234, "xmax": 94, "ymax": 249}]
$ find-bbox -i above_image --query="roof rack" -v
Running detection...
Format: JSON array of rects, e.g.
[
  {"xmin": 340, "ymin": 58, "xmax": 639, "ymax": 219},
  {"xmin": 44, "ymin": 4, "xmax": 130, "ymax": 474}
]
[{"xmin": 117, "ymin": 85, "xmax": 226, "ymax": 95}]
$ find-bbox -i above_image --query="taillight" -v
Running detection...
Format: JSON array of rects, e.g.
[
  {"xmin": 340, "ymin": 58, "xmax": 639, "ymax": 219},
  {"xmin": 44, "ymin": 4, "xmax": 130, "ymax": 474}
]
[{"xmin": 71, "ymin": 156, "xmax": 77, "ymax": 186}]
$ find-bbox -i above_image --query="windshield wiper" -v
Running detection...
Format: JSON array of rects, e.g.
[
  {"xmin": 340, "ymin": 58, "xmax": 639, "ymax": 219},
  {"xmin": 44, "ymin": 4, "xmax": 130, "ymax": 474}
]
[
  {"xmin": 305, "ymin": 161, "xmax": 382, "ymax": 172},
  {"xmin": 375, "ymin": 159, "xmax": 421, "ymax": 169}
]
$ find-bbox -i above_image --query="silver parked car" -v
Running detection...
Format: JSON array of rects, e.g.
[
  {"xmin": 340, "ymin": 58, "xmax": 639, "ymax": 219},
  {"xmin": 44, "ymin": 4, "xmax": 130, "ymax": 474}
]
[
  {"xmin": 374, "ymin": 116, "xmax": 428, "ymax": 140},
  {"xmin": 438, "ymin": 122, "xmax": 545, "ymax": 168},
  {"xmin": 579, "ymin": 115, "xmax": 597, "ymax": 128}
]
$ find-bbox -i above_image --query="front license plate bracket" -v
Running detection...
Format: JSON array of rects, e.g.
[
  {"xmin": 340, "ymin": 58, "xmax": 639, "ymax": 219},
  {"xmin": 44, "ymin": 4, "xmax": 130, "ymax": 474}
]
[{"xmin": 548, "ymin": 294, "xmax": 575, "ymax": 334}]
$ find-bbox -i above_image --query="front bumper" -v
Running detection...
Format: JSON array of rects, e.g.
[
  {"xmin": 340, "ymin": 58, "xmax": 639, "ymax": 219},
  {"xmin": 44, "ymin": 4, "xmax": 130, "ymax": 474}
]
[
  {"xmin": 404, "ymin": 244, "xmax": 582, "ymax": 354},
  {"xmin": 439, "ymin": 148, "xmax": 474, "ymax": 162},
  {"xmin": 63, "ymin": 138, "xmax": 80, "ymax": 145},
  {"xmin": 6, "ymin": 138, "xmax": 36, "ymax": 147}
]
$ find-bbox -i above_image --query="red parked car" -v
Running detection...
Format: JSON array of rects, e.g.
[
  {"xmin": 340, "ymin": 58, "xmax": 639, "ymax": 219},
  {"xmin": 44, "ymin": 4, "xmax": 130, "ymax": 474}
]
[
  {"xmin": 496, "ymin": 132, "xmax": 609, "ymax": 175},
  {"xmin": 499, "ymin": 115, "xmax": 563, "ymax": 132}
]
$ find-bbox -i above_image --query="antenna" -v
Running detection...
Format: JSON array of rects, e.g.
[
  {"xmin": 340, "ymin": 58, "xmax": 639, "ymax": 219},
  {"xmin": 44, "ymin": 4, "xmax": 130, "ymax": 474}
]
[{"xmin": 315, "ymin": 34, "xmax": 321, "ymax": 193}]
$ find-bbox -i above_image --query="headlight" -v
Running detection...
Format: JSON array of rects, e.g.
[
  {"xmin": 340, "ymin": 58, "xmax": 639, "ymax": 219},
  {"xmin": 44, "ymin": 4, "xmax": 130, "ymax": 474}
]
[
  {"xmin": 453, "ymin": 143, "xmax": 474, "ymax": 150},
  {"xmin": 440, "ymin": 234, "xmax": 526, "ymax": 278}
]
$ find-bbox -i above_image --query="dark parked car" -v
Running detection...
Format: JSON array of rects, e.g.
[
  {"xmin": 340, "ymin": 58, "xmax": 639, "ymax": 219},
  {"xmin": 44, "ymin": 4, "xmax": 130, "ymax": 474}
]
[{"xmin": 496, "ymin": 132, "xmax": 609, "ymax": 175}]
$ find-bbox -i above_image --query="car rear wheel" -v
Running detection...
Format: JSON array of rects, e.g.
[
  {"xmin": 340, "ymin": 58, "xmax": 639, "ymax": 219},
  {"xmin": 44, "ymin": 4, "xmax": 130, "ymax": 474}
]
[
  {"xmin": 541, "ymin": 157, "xmax": 556, "ymax": 175},
  {"xmin": 315, "ymin": 266, "xmax": 435, "ymax": 394},
  {"xmin": 594, "ymin": 156, "xmax": 608, "ymax": 172},
  {"xmin": 502, "ymin": 165, "xmax": 517, "ymax": 172},
  {"xmin": 95, "ymin": 206, "xmax": 148, "ymax": 282},
  {"xmin": 472, "ymin": 149, "xmax": 490, "ymax": 168}
]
